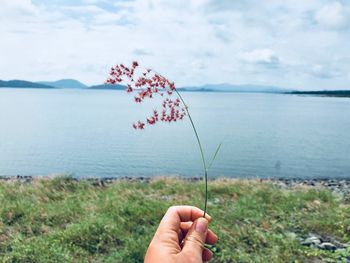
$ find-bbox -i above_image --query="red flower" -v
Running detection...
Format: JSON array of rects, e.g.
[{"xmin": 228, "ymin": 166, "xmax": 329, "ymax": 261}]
[
  {"xmin": 106, "ymin": 61, "xmax": 187, "ymax": 129},
  {"xmin": 105, "ymin": 61, "xmax": 220, "ymax": 219},
  {"xmin": 132, "ymin": 61, "xmax": 139, "ymax": 68},
  {"xmin": 126, "ymin": 85, "xmax": 133, "ymax": 93},
  {"xmin": 135, "ymin": 121, "xmax": 145, "ymax": 129},
  {"xmin": 147, "ymin": 117, "xmax": 156, "ymax": 125}
]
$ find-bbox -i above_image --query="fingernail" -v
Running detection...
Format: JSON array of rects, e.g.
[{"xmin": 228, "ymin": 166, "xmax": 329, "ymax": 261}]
[
  {"xmin": 195, "ymin": 218, "xmax": 208, "ymax": 233},
  {"xmin": 204, "ymin": 213, "xmax": 212, "ymax": 222}
]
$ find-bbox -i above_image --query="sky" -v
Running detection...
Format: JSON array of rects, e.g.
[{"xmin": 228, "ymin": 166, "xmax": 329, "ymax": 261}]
[{"xmin": 0, "ymin": 0, "xmax": 350, "ymax": 90}]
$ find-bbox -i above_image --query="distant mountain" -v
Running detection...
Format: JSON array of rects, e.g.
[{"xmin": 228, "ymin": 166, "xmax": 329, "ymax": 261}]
[
  {"xmin": 88, "ymin": 84, "xmax": 126, "ymax": 90},
  {"xmin": 91, "ymin": 83, "xmax": 290, "ymax": 93},
  {"xmin": 288, "ymin": 90, "xmax": 350, "ymax": 98},
  {"xmin": 179, "ymin": 83, "xmax": 291, "ymax": 93},
  {"xmin": 0, "ymin": 80, "xmax": 55, "ymax": 89},
  {"xmin": 39, "ymin": 79, "xmax": 87, "ymax": 89},
  {"xmin": 0, "ymin": 80, "xmax": 293, "ymax": 93}
]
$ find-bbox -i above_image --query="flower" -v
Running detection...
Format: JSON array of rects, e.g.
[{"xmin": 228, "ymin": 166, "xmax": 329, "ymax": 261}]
[
  {"xmin": 106, "ymin": 60, "xmax": 220, "ymax": 218},
  {"xmin": 106, "ymin": 61, "xmax": 186, "ymax": 129}
]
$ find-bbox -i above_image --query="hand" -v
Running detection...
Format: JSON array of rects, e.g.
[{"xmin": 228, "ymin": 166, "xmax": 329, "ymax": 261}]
[{"xmin": 144, "ymin": 206, "xmax": 218, "ymax": 263}]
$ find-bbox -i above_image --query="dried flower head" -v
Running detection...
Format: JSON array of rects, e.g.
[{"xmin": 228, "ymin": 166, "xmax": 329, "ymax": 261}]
[{"xmin": 106, "ymin": 61, "xmax": 186, "ymax": 129}]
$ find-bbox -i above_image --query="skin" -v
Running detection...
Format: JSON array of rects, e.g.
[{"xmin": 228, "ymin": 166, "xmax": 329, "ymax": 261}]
[{"xmin": 144, "ymin": 206, "xmax": 218, "ymax": 263}]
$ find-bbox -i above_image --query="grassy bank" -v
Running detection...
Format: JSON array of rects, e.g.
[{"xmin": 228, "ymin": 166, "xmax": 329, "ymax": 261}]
[{"xmin": 0, "ymin": 177, "xmax": 349, "ymax": 262}]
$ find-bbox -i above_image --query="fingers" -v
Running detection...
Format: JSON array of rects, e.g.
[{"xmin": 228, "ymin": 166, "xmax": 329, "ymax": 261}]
[
  {"xmin": 158, "ymin": 206, "xmax": 212, "ymax": 235},
  {"xmin": 179, "ymin": 220, "xmax": 217, "ymax": 261},
  {"xmin": 180, "ymin": 222, "xmax": 218, "ymax": 245},
  {"xmin": 203, "ymin": 248, "xmax": 213, "ymax": 261},
  {"xmin": 178, "ymin": 228, "xmax": 185, "ymax": 244},
  {"xmin": 167, "ymin": 205, "xmax": 212, "ymax": 223},
  {"xmin": 181, "ymin": 218, "xmax": 208, "ymax": 258},
  {"xmin": 149, "ymin": 206, "xmax": 216, "ymax": 262}
]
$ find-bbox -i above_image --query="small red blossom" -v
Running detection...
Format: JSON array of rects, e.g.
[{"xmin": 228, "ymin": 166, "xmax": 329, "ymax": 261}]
[
  {"xmin": 147, "ymin": 117, "xmax": 156, "ymax": 125},
  {"xmin": 106, "ymin": 61, "xmax": 187, "ymax": 129},
  {"xmin": 132, "ymin": 61, "xmax": 139, "ymax": 68},
  {"xmin": 126, "ymin": 85, "xmax": 133, "ymax": 93},
  {"xmin": 134, "ymin": 121, "xmax": 145, "ymax": 129}
]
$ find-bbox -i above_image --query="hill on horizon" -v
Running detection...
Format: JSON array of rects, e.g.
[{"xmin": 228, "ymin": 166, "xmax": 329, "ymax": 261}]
[
  {"xmin": 1, "ymin": 78, "xmax": 293, "ymax": 92},
  {"xmin": 2, "ymin": 78, "xmax": 348, "ymax": 94},
  {"xmin": 0, "ymin": 80, "xmax": 55, "ymax": 89},
  {"xmin": 179, "ymin": 83, "xmax": 292, "ymax": 93},
  {"xmin": 88, "ymin": 83, "xmax": 126, "ymax": 90},
  {"xmin": 38, "ymin": 79, "xmax": 87, "ymax": 89}
]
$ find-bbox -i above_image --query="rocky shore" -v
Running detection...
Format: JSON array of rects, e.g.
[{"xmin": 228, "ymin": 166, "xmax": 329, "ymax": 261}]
[
  {"xmin": 299, "ymin": 234, "xmax": 349, "ymax": 253},
  {"xmin": 1, "ymin": 175, "xmax": 349, "ymax": 195},
  {"xmin": 263, "ymin": 177, "xmax": 350, "ymax": 196}
]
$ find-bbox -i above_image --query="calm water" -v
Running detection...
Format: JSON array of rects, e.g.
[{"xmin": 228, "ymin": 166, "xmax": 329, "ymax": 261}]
[{"xmin": 0, "ymin": 88, "xmax": 349, "ymax": 179}]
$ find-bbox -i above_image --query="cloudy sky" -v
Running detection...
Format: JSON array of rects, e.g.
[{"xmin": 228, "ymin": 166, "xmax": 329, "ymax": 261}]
[{"xmin": 1, "ymin": 0, "xmax": 350, "ymax": 90}]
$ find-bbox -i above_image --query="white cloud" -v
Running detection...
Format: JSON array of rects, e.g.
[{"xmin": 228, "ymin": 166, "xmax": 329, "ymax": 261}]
[
  {"xmin": 239, "ymin": 49, "xmax": 280, "ymax": 66},
  {"xmin": 315, "ymin": 2, "xmax": 349, "ymax": 29},
  {"xmin": 133, "ymin": 48, "xmax": 152, "ymax": 56},
  {"xmin": 0, "ymin": 0, "xmax": 349, "ymax": 90},
  {"xmin": 0, "ymin": 0, "xmax": 38, "ymax": 16},
  {"xmin": 60, "ymin": 5, "xmax": 105, "ymax": 14},
  {"xmin": 310, "ymin": 64, "xmax": 341, "ymax": 79}
]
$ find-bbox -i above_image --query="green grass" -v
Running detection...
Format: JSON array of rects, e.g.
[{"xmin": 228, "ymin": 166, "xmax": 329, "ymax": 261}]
[{"xmin": 0, "ymin": 176, "xmax": 349, "ymax": 262}]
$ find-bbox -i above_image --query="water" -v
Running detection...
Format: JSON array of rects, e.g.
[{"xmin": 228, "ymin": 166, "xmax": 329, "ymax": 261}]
[{"xmin": 0, "ymin": 88, "xmax": 349, "ymax": 179}]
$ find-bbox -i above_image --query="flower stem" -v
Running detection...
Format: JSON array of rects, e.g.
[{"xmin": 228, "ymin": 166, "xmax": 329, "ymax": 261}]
[{"xmin": 174, "ymin": 88, "xmax": 208, "ymax": 217}]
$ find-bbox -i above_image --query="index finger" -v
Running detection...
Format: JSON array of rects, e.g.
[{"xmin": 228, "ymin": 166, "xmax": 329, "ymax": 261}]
[{"xmin": 159, "ymin": 206, "xmax": 212, "ymax": 233}]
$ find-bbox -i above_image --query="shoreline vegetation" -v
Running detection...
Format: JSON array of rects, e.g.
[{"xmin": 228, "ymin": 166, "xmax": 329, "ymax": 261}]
[
  {"xmin": 1, "ymin": 176, "xmax": 350, "ymax": 262},
  {"xmin": 1, "ymin": 175, "xmax": 350, "ymax": 194},
  {"xmin": 288, "ymin": 90, "xmax": 350, "ymax": 98}
]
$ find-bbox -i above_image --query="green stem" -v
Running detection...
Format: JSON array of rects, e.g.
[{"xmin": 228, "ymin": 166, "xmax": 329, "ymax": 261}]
[{"xmin": 174, "ymin": 88, "xmax": 208, "ymax": 217}]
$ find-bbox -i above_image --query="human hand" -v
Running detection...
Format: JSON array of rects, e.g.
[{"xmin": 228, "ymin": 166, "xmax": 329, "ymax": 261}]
[{"xmin": 144, "ymin": 206, "xmax": 218, "ymax": 263}]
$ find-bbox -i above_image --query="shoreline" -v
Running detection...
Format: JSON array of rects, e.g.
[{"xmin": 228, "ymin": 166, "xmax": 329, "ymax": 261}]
[
  {"xmin": 1, "ymin": 175, "xmax": 350, "ymax": 261},
  {"xmin": 1, "ymin": 175, "xmax": 350, "ymax": 195}
]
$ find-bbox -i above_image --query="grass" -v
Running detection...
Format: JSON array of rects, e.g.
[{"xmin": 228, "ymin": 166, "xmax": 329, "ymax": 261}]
[{"xmin": 0, "ymin": 176, "xmax": 350, "ymax": 262}]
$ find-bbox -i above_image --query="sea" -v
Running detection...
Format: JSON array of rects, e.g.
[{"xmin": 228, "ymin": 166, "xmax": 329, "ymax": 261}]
[{"xmin": 0, "ymin": 88, "xmax": 349, "ymax": 179}]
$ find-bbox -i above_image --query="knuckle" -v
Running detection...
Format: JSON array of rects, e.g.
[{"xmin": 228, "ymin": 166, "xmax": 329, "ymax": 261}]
[
  {"xmin": 185, "ymin": 234, "xmax": 204, "ymax": 247},
  {"xmin": 167, "ymin": 205, "xmax": 179, "ymax": 213}
]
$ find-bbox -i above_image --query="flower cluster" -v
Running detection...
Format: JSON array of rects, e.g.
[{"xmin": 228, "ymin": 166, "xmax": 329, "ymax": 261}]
[{"xmin": 106, "ymin": 61, "xmax": 186, "ymax": 129}]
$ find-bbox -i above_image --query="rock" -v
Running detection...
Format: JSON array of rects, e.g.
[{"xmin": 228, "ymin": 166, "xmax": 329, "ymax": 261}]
[
  {"xmin": 333, "ymin": 241, "xmax": 349, "ymax": 249},
  {"xmin": 213, "ymin": 198, "xmax": 221, "ymax": 204},
  {"xmin": 208, "ymin": 198, "xmax": 221, "ymax": 205},
  {"xmin": 160, "ymin": 195, "xmax": 174, "ymax": 201},
  {"xmin": 317, "ymin": 242, "xmax": 337, "ymax": 251},
  {"xmin": 301, "ymin": 236, "xmax": 321, "ymax": 246},
  {"xmin": 308, "ymin": 181, "xmax": 315, "ymax": 186}
]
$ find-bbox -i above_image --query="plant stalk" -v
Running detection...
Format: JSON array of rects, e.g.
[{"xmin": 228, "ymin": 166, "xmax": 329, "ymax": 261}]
[{"xmin": 174, "ymin": 88, "xmax": 208, "ymax": 217}]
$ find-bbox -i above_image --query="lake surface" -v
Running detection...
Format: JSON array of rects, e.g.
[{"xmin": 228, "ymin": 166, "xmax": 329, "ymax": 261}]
[{"xmin": 0, "ymin": 88, "xmax": 349, "ymax": 179}]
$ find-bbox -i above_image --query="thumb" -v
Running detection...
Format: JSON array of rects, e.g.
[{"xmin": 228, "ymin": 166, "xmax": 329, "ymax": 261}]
[{"xmin": 181, "ymin": 218, "xmax": 208, "ymax": 257}]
